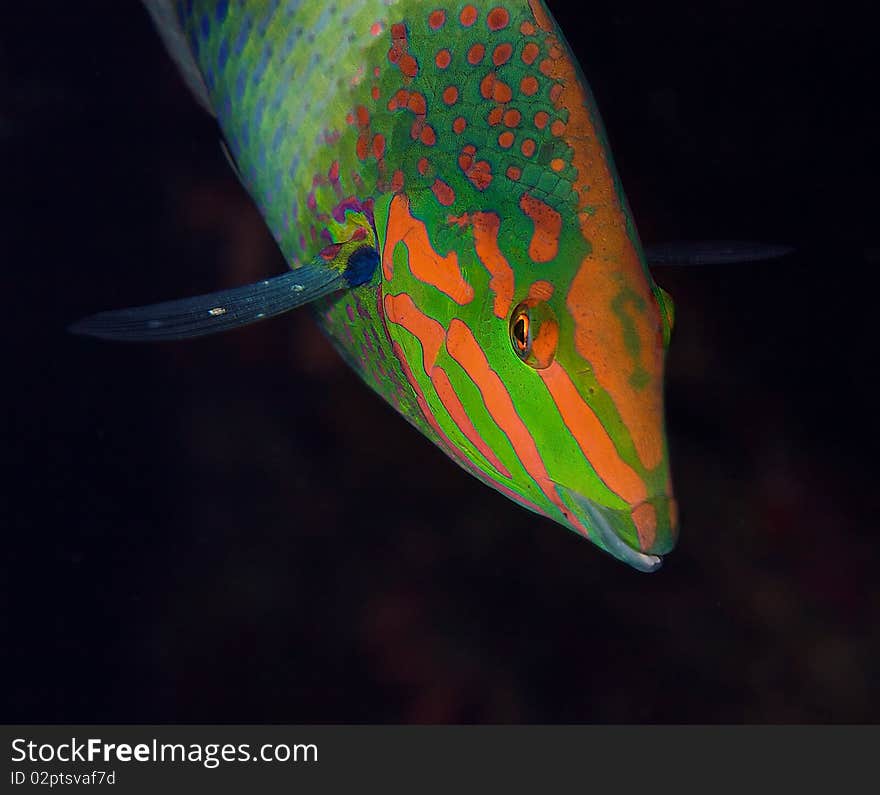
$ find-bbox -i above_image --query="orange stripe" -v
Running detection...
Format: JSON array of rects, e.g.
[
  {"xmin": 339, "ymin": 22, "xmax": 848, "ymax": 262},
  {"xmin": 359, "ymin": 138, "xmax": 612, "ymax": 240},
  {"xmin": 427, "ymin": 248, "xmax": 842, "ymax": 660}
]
[
  {"xmin": 383, "ymin": 194, "xmax": 474, "ymax": 304},
  {"xmin": 519, "ymin": 193, "xmax": 562, "ymax": 263},
  {"xmin": 539, "ymin": 361, "xmax": 647, "ymax": 505},
  {"xmin": 432, "ymin": 367, "xmax": 512, "ymax": 479},
  {"xmin": 391, "ymin": 340, "xmax": 546, "ymax": 517},
  {"xmin": 445, "ymin": 319, "xmax": 588, "ymax": 534},
  {"xmin": 448, "ymin": 211, "xmax": 515, "ymax": 319},
  {"xmin": 383, "ymin": 292, "xmax": 445, "ymax": 370},
  {"xmin": 528, "ymin": 14, "xmax": 666, "ymax": 470},
  {"xmin": 568, "ymin": 265, "xmax": 664, "ymax": 469},
  {"xmin": 384, "ymin": 293, "xmax": 512, "ymax": 481}
]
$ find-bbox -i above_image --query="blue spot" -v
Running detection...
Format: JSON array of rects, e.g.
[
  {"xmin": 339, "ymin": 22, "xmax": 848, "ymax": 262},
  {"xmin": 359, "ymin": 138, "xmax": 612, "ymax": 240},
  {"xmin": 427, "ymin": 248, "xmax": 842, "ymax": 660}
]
[
  {"xmin": 257, "ymin": 0, "xmax": 280, "ymax": 36},
  {"xmin": 233, "ymin": 15, "xmax": 252, "ymax": 57},
  {"xmin": 234, "ymin": 68, "xmax": 247, "ymax": 102},
  {"xmin": 252, "ymin": 44, "xmax": 273, "ymax": 84},
  {"xmin": 215, "ymin": 0, "xmax": 229, "ymax": 23},
  {"xmin": 218, "ymin": 38, "xmax": 229, "ymax": 71},
  {"xmin": 344, "ymin": 248, "xmax": 379, "ymax": 288},
  {"xmin": 279, "ymin": 32, "xmax": 296, "ymax": 62},
  {"xmin": 271, "ymin": 120, "xmax": 286, "ymax": 151},
  {"xmin": 253, "ymin": 95, "xmax": 266, "ymax": 130}
]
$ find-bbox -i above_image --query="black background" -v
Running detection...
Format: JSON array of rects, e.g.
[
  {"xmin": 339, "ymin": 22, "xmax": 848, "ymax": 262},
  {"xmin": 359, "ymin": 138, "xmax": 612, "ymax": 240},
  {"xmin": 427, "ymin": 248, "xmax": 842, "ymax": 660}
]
[{"xmin": 5, "ymin": 1, "xmax": 878, "ymax": 722}]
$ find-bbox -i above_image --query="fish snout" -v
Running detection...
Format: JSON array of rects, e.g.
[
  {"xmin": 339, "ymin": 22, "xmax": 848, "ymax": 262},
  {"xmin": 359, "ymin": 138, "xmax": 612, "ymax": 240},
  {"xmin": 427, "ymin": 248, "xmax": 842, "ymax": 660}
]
[{"xmin": 562, "ymin": 488, "xmax": 679, "ymax": 572}]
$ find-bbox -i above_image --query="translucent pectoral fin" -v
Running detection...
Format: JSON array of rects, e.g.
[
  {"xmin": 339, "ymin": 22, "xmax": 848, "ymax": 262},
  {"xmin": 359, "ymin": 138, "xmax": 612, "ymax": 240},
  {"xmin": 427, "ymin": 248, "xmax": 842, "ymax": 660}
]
[
  {"xmin": 70, "ymin": 246, "xmax": 378, "ymax": 342},
  {"xmin": 645, "ymin": 240, "xmax": 794, "ymax": 267}
]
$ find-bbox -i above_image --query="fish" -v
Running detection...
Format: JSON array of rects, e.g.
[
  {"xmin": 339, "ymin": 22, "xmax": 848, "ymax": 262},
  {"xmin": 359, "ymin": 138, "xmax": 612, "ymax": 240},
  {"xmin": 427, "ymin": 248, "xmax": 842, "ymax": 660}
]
[{"xmin": 73, "ymin": 0, "xmax": 765, "ymax": 572}]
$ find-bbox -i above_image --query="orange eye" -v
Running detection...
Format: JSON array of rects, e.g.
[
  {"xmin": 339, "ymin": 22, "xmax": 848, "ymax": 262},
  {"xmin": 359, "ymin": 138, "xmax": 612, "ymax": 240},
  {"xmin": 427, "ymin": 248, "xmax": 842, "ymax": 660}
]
[
  {"xmin": 511, "ymin": 308, "xmax": 530, "ymax": 355},
  {"xmin": 510, "ymin": 301, "xmax": 558, "ymax": 369}
]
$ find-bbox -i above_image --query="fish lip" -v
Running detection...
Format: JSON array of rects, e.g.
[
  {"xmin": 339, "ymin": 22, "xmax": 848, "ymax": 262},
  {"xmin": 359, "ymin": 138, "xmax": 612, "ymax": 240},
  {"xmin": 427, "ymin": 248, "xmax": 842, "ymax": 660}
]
[{"xmin": 561, "ymin": 487, "xmax": 663, "ymax": 573}]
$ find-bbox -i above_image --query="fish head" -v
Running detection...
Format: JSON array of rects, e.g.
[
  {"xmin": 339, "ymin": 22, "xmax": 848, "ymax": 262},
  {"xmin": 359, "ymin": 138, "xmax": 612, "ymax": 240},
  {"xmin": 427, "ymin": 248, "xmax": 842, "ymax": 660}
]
[{"xmin": 375, "ymin": 1, "xmax": 677, "ymax": 570}]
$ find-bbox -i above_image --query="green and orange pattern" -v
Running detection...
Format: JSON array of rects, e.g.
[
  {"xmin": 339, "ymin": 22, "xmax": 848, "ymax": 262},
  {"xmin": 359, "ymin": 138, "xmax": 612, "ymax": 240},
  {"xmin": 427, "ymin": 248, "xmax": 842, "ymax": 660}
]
[{"xmin": 174, "ymin": 0, "xmax": 677, "ymax": 570}]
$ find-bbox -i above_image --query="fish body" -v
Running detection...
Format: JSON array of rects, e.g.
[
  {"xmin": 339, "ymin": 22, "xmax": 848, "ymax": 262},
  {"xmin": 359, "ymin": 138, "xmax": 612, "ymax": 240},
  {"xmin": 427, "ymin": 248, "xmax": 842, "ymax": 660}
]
[{"xmin": 129, "ymin": 0, "xmax": 678, "ymax": 570}]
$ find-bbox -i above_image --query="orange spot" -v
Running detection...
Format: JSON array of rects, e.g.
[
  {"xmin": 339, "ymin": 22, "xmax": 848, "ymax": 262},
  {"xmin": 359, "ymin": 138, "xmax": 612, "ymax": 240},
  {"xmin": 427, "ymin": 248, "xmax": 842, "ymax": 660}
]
[
  {"xmin": 503, "ymin": 108, "xmax": 521, "ymax": 127},
  {"xmin": 539, "ymin": 58, "xmax": 554, "ymax": 76},
  {"xmin": 550, "ymin": 158, "xmax": 565, "ymax": 171},
  {"xmin": 527, "ymin": 280, "xmax": 555, "ymax": 302},
  {"xmin": 519, "ymin": 193, "xmax": 561, "ymax": 263},
  {"xmin": 520, "ymin": 76, "xmax": 539, "ymax": 96},
  {"xmin": 431, "ymin": 179, "xmax": 456, "ymax": 206},
  {"xmin": 522, "ymin": 42, "xmax": 540, "ymax": 65},
  {"xmin": 468, "ymin": 43, "xmax": 485, "ymax": 64},
  {"xmin": 550, "ymin": 84, "xmax": 563, "ymax": 103},
  {"xmin": 534, "ymin": 110, "xmax": 549, "ymax": 129},
  {"xmin": 417, "ymin": 157, "xmax": 430, "ymax": 176},
  {"xmin": 370, "ymin": 22, "xmax": 383, "ymax": 36},
  {"xmin": 345, "ymin": 112, "xmax": 354, "ymax": 125},
  {"xmin": 520, "ymin": 21, "xmax": 536, "ymax": 35},
  {"xmin": 399, "ymin": 54, "xmax": 419, "ymax": 79},
  {"xmin": 493, "ymin": 43, "xmax": 513, "ymax": 66},
  {"xmin": 442, "ymin": 85, "xmax": 459, "ymax": 105},
  {"xmin": 506, "ymin": 165, "xmax": 521, "ymax": 180},
  {"xmin": 406, "ymin": 92, "xmax": 426, "ymax": 115},
  {"xmin": 487, "ymin": 106, "xmax": 503, "ymax": 126},
  {"xmin": 432, "ymin": 367, "xmax": 512, "ymax": 479},
  {"xmin": 458, "ymin": 145, "xmax": 476, "ymax": 171},
  {"xmin": 356, "ymin": 105, "xmax": 370, "ymax": 126},
  {"xmin": 498, "ymin": 131, "xmax": 514, "ymax": 148},
  {"xmin": 384, "ymin": 292, "xmax": 446, "ymax": 370},
  {"xmin": 356, "ymin": 135, "xmax": 369, "ymax": 160},
  {"xmin": 371, "ymin": 85, "xmax": 380, "ymax": 100},
  {"xmin": 428, "ymin": 9, "xmax": 446, "ymax": 29},
  {"xmin": 551, "ymin": 119, "xmax": 566, "ymax": 136},
  {"xmin": 520, "ymin": 138, "xmax": 536, "ymax": 157},
  {"xmin": 420, "ymin": 125, "xmax": 437, "ymax": 146},
  {"xmin": 459, "ymin": 151, "xmax": 492, "ymax": 190},
  {"xmin": 480, "ymin": 72, "xmax": 495, "ymax": 99},
  {"xmin": 487, "ymin": 7, "xmax": 510, "ymax": 31},
  {"xmin": 446, "ymin": 320, "xmax": 585, "ymax": 533},
  {"xmin": 453, "ymin": 116, "xmax": 467, "ymax": 134},
  {"xmin": 383, "ymin": 194, "xmax": 474, "ymax": 305},
  {"xmin": 460, "ymin": 4, "xmax": 478, "ymax": 26},
  {"xmin": 492, "ymin": 79, "xmax": 512, "ymax": 103},
  {"xmin": 632, "ymin": 502, "xmax": 658, "ymax": 551},
  {"xmin": 435, "ymin": 49, "xmax": 451, "ymax": 69},
  {"xmin": 539, "ymin": 362, "xmax": 648, "ymax": 506},
  {"xmin": 372, "ymin": 133, "xmax": 386, "ymax": 158},
  {"xmin": 391, "ymin": 169, "xmax": 404, "ymax": 192}
]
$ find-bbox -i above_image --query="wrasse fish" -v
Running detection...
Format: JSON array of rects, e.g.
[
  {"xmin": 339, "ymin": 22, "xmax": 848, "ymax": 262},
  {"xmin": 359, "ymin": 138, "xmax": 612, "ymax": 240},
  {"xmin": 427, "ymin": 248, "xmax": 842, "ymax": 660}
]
[{"xmin": 74, "ymin": 0, "xmax": 706, "ymax": 571}]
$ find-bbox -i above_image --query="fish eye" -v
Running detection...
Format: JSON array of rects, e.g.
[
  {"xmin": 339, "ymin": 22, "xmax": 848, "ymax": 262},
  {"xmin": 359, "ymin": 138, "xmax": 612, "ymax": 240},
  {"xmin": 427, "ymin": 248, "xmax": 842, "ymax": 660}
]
[
  {"xmin": 511, "ymin": 307, "xmax": 531, "ymax": 354},
  {"xmin": 509, "ymin": 301, "xmax": 559, "ymax": 369}
]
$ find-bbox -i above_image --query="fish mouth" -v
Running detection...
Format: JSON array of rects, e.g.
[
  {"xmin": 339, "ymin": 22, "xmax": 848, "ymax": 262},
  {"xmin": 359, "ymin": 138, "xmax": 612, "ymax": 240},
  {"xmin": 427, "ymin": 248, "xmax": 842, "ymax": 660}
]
[{"xmin": 560, "ymin": 487, "xmax": 677, "ymax": 573}]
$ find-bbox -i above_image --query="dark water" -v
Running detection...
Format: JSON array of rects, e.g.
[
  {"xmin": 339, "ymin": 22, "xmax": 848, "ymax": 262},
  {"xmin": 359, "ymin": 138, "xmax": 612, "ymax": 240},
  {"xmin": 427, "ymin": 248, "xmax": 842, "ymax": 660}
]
[{"xmin": 5, "ymin": 1, "xmax": 877, "ymax": 722}]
